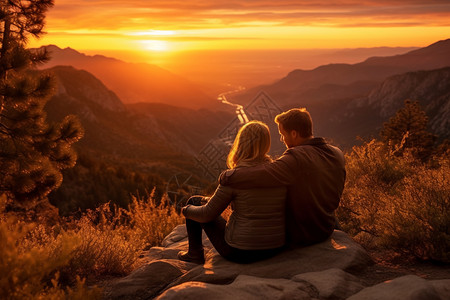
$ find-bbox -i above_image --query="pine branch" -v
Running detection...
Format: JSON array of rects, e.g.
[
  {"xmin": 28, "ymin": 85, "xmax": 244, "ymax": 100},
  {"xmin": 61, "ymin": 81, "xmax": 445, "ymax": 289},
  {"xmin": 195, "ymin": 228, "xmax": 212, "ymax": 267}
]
[
  {"xmin": 0, "ymin": 128, "xmax": 10, "ymax": 135},
  {"xmin": 0, "ymin": 120, "xmax": 11, "ymax": 133}
]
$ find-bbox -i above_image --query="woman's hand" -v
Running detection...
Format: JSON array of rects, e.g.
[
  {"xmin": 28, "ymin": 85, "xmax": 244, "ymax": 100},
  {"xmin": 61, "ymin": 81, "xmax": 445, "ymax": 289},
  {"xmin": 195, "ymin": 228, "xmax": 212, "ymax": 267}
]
[
  {"xmin": 201, "ymin": 197, "xmax": 210, "ymax": 205},
  {"xmin": 181, "ymin": 204, "xmax": 191, "ymax": 216}
]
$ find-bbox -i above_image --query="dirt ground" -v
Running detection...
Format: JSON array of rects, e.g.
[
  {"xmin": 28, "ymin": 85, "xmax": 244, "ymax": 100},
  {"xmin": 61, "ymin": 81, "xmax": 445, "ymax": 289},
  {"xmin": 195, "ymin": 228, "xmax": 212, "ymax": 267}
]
[{"xmin": 355, "ymin": 250, "xmax": 450, "ymax": 286}]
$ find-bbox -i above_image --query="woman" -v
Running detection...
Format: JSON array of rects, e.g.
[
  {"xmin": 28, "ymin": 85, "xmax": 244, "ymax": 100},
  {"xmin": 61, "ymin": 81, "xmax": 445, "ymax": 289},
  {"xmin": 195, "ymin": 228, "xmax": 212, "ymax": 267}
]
[{"xmin": 178, "ymin": 121, "xmax": 286, "ymax": 264}]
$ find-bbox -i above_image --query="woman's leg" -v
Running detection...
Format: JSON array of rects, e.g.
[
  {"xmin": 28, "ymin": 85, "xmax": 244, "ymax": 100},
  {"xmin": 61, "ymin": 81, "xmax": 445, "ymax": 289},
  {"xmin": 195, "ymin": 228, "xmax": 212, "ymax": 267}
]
[
  {"xmin": 200, "ymin": 215, "xmax": 234, "ymax": 259},
  {"xmin": 185, "ymin": 196, "xmax": 204, "ymax": 252},
  {"xmin": 180, "ymin": 196, "xmax": 236, "ymax": 263},
  {"xmin": 180, "ymin": 197, "xmax": 283, "ymax": 264},
  {"xmin": 201, "ymin": 217, "xmax": 283, "ymax": 263},
  {"xmin": 178, "ymin": 196, "xmax": 206, "ymax": 264}
]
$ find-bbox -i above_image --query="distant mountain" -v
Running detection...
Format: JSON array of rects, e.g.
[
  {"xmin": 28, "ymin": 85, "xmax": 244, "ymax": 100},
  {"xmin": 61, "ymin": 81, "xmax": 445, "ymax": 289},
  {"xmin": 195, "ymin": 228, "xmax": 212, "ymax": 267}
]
[
  {"xmin": 126, "ymin": 102, "xmax": 233, "ymax": 156},
  {"xmin": 46, "ymin": 66, "xmax": 181, "ymax": 163},
  {"xmin": 43, "ymin": 65, "xmax": 234, "ymax": 212},
  {"xmin": 306, "ymin": 67, "xmax": 450, "ymax": 147},
  {"xmin": 45, "ymin": 65, "xmax": 234, "ymax": 168},
  {"xmin": 231, "ymin": 39, "xmax": 450, "ymax": 107},
  {"xmin": 40, "ymin": 53, "xmax": 449, "ymax": 212},
  {"xmin": 348, "ymin": 67, "xmax": 450, "ymax": 140},
  {"xmin": 325, "ymin": 47, "xmax": 419, "ymax": 62},
  {"xmin": 50, "ymin": 65, "xmax": 126, "ymax": 112},
  {"xmin": 39, "ymin": 45, "xmax": 222, "ymax": 110}
]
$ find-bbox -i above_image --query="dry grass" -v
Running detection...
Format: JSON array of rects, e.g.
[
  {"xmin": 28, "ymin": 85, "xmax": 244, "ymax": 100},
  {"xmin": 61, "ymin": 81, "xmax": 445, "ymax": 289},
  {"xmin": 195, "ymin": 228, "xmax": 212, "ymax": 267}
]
[{"xmin": 0, "ymin": 193, "xmax": 184, "ymax": 299}]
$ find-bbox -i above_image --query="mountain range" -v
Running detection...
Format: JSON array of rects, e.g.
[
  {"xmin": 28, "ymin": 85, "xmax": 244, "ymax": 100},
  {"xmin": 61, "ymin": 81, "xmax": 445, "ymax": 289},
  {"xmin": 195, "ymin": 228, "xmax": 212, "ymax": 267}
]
[
  {"xmin": 228, "ymin": 38, "xmax": 450, "ymax": 146},
  {"xmin": 39, "ymin": 45, "xmax": 224, "ymax": 110},
  {"xmin": 42, "ymin": 38, "xmax": 450, "ymax": 151},
  {"xmin": 44, "ymin": 64, "xmax": 234, "ymax": 212},
  {"xmin": 320, "ymin": 67, "xmax": 450, "ymax": 146},
  {"xmin": 38, "ymin": 38, "xmax": 450, "ymax": 212},
  {"xmin": 45, "ymin": 65, "xmax": 233, "ymax": 165},
  {"xmin": 233, "ymin": 39, "xmax": 450, "ymax": 106}
]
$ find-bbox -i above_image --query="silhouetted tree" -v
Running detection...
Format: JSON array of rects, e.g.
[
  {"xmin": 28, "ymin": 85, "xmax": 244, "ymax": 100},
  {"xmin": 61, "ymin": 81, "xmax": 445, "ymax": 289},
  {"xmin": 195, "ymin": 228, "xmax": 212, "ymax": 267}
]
[
  {"xmin": 0, "ymin": 0, "xmax": 84, "ymax": 209},
  {"xmin": 380, "ymin": 100, "xmax": 435, "ymax": 160}
]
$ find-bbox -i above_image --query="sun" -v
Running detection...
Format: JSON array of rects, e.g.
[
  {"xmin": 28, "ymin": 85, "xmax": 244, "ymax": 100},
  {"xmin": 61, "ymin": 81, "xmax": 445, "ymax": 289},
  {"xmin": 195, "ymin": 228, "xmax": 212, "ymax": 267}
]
[{"xmin": 141, "ymin": 40, "xmax": 169, "ymax": 52}]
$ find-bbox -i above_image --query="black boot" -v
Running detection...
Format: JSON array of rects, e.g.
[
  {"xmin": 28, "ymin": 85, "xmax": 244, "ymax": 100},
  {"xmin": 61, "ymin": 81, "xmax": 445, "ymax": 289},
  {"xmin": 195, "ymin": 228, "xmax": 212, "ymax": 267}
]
[{"xmin": 178, "ymin": 249, "xmax": 205, "ymax": 264}]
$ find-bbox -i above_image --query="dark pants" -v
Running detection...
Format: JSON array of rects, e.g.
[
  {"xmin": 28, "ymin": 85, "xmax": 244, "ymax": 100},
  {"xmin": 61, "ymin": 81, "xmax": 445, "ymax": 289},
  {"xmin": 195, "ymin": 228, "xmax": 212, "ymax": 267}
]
[{"xmin": 185, "ymin": 196, "xmax": 283, "ymax": 264}]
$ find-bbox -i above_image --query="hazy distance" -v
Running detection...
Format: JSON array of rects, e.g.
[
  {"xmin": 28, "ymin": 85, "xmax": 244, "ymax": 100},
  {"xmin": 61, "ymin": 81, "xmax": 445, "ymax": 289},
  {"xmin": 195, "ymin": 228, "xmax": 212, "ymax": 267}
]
[{"xmin": 82, "ymin": 47, "xmax": 418, "ymax": 96}]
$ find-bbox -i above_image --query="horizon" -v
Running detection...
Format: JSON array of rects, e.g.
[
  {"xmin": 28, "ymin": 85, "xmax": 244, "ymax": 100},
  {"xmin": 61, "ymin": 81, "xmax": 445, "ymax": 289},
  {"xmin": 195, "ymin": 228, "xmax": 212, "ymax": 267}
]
[
  {"xmin": 41, "ymin": 43, "xmax": 429, "ymax": 91},
  {"xmin": 30, "ymin": 1, "xmax": 450, "ymax": 61},
  {"xmin": 29, "ymin": 1, "xmax": 450, "ymax": 89}
]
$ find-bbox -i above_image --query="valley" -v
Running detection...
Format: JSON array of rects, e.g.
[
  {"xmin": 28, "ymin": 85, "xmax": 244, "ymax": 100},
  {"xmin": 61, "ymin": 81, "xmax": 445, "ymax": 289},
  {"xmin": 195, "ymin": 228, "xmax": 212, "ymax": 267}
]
[{"xmin": 39, "ymin": 39, "xmax": 450, "ymax": 213}]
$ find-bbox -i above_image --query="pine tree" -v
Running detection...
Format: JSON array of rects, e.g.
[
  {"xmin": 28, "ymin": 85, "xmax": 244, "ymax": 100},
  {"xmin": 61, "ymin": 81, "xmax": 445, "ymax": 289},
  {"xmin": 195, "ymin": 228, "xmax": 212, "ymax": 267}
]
[
  {"xmin": 380, "ymin": 99, "xmax": 435, "ymax": 159},
  {"xmin": 0, "ymin": 0, "xmax": 84, "ymax": 209}
]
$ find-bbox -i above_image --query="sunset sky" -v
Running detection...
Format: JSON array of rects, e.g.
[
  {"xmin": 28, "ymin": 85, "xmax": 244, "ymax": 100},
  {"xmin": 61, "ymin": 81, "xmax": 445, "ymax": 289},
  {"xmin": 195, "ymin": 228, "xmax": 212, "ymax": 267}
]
[{"xmin": 30, "ymin": 0, "xmax": 450, "ymax": 57}]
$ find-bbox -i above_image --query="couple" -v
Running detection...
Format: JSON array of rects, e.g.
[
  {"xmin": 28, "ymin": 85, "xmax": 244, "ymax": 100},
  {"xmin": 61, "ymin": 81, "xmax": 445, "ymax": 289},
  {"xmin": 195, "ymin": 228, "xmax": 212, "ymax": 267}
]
[{"xmin": 178, "ymin": 108, "xmax": 346, "ymax": 264}]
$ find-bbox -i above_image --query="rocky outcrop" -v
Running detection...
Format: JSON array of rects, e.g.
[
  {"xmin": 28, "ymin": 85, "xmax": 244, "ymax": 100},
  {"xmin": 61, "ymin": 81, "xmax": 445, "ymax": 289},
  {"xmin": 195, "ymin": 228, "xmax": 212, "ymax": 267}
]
[
  {"xmin": 104, "ymin": 225, "xmax": 450, "ymax": 299},
  {"xmin": 348, "ymin": 275, "xmax": 450, "ymax": 300},
  {"xmin": 105, "ymin": 225, "xmax": 370, "ymax": 299}
]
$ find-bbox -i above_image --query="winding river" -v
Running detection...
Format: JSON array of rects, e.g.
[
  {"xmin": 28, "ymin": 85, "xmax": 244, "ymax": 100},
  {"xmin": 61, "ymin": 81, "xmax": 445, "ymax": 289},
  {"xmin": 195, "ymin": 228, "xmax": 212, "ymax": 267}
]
[{"xmin": 217, "ymin": 86, "xmax": 249, "ymax": 124}]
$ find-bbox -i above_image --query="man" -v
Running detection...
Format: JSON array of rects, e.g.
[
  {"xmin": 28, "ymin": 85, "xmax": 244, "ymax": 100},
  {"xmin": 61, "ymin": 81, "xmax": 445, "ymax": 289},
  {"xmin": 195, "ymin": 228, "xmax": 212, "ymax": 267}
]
[{"xmin": 220, "ymin": 108, "xmax": 346, "ymax": 246}]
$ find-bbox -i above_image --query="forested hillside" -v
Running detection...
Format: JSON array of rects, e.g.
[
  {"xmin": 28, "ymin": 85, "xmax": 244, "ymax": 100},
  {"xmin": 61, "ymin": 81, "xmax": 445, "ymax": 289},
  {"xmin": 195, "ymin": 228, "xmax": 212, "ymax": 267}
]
[{"xmin": 44, "ymin": 66, "xmax": 233, "ymax": 214}]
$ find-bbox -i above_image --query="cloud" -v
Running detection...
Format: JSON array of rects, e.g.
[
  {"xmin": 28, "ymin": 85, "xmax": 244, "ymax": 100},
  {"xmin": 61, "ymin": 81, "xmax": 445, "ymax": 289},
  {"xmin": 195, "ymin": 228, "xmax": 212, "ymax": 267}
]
[{"xmin": 47, "ymin": 0, "xmax": 450, "ymax": 31}]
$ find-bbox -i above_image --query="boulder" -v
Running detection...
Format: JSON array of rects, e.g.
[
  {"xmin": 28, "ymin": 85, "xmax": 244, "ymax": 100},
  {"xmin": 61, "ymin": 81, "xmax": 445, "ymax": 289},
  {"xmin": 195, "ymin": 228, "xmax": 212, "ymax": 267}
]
[
  {"xmin": 103, "ymin": 260, "xmax": 192, "ymax": 300},
  {"xmin": 292, "ymin": 268, "xmax": 365, "ymax": 299},
  {"xmin": 157, "ymin": 268, "xmax": 368, "ymax": 300},
  {"xmin": 157, "ymin": 275, "xmax": 319, "ymax": 300},
  {"xmin": 348, "ymin": 275, "xmax": 450, "ymax": 300}
]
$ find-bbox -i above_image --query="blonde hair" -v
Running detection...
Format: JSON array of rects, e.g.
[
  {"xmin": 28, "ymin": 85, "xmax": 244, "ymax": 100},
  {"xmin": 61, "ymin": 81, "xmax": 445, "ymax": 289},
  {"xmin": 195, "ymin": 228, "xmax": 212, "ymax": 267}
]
[{"xmin": 227, "ymin": 121, "xmax": 271, "ymax": 169}]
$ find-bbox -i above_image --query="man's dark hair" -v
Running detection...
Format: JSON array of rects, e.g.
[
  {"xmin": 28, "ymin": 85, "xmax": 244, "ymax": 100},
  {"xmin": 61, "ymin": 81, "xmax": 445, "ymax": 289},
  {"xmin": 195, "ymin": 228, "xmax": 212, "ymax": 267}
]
[{"xmin": 275, "ymin": 108, "xmax": 313, "ymax": 138}]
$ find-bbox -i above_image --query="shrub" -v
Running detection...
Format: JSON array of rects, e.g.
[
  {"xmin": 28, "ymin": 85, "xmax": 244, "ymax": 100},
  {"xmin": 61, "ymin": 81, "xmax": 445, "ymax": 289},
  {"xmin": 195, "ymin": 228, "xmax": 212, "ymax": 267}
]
[
  {"xmin": 31, "ymin": 194, "xmax": 183, "ymax": 281},
  {"xmin": 379, "ymin": 159, "xmax": 450, "ymax": 261},
  {"xmin": 338, "ymin": 140, "xmax": 413, "ymax": 237},
  {"xmin": 0, "ymin": 206, "xmax": 102, "ymax": 299},
  {"xmin": 125, "ymin": 193, "xmax": 184, "ymax": 249},
  {"xmin": 59, "ymin": 204, "xmax": 144, "ymax": 280},
  {"xmin": 338, "ymin": 140, "xmax": 450, "ymax": 262}
]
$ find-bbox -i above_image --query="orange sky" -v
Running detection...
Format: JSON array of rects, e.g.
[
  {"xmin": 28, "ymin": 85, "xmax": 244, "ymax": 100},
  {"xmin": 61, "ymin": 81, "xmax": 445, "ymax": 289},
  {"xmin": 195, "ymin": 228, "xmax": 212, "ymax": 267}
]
[{"xmin": 30, "ymin": 0, "xmax": 450, "ymax": 62}]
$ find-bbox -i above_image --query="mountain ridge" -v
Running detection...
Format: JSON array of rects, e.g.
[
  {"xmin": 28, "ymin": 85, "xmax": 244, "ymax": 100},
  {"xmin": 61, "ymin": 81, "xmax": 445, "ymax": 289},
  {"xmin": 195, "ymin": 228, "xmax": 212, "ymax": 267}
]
[
  {"xmin": 42, "ymin": 39, "xmax": 450, "ymax": 151},
  {"xmin": 39, "ymin": 45, "xmax": 222, "ymax": 110},
  {"xmin": 45, "ymin": 65, "xmax": 233, "ymax": 160},
  {"xmin": 44, "ymin": 65, "xmax": 234, "ymax": 211},
  {"xmin": 232, "ymin": 39, "xmax": 450, "ymax": 107},
  {"xmin": 310, "ymin": 67, "xmax": 450, "ymax": 147},
  {"xmin": 40, "ymin": 45, "xmax": 450, "ymax": 211}
]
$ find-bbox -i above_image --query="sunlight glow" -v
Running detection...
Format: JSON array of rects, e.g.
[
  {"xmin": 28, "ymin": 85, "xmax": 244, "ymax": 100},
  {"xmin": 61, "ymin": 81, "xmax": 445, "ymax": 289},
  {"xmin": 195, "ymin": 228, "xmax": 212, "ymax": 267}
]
[
  {"xmin": 28, "ymin": 1, "xmax": 450, "ymax": 56},
  {"xmin": 128, "ymin": 30, "xmax": 176, "ymax": 36},
  {"xmin": 331, "ymin": 239, "xmax": 347, "ymax": 250},
  {"xmin": 141, "ymin": 40, "xmax": 169, "ymax": 51}
]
